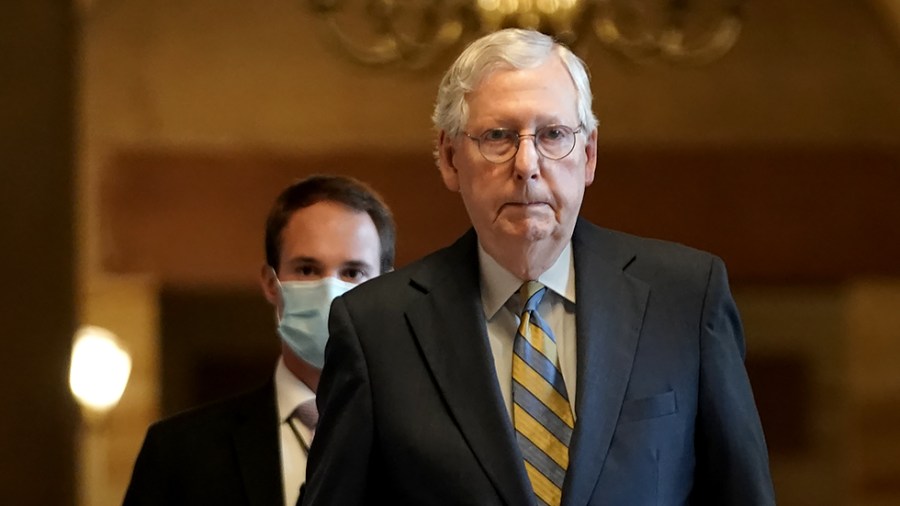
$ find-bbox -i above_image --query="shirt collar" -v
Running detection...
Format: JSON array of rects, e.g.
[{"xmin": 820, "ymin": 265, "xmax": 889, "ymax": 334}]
[
  {"xmin": 274, "ymin": 356, "xmax": 315, "ymax": 423},
  {"xmin": 479, "ymin": 241, "xmax": 575, "ymax": 319}
]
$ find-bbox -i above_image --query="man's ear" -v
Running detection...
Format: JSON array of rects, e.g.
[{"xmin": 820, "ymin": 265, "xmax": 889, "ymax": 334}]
[
  {"xmin": 436, "ymin": 130, "xmax": 460, "ymax": 192},
  {"xmin": 260, "ymin": 264, "xmax": 280, "ymax": 306},
  {"xmin": 583, "ymin": 128, "xmax": 598, "ymax": 187}
]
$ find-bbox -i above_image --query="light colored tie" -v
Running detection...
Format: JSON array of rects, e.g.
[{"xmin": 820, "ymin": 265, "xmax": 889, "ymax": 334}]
[
  {"xmin": 289, "ymin": 398, "xmax": 318, "ymax": 454},
  {"xmin": 512, "ymin": 281, "xmax": 574, "ymax": 506},
  {"xmin": 291, "ymin": 399, "xmax": 317, "ymax": 506},
  {"xmin": 294, "ymin": 398, "xmax": 319, "ymax": 433}
]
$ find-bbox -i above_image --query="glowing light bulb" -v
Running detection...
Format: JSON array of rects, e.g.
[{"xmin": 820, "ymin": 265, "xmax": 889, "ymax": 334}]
[{"xmin": 69, "ymin": 326, "xmax": 132, "ymax": 413}]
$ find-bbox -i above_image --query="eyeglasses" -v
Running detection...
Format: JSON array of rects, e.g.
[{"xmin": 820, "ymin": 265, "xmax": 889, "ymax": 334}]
[{"xmin": 463, "ymin": 124, "xmax": 583, "ymax": 164}]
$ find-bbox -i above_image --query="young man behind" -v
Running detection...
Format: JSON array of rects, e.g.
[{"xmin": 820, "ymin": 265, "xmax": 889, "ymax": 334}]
[{"xmin": 124, "ymin": 174, "xmax": 395, "ymax": 506}]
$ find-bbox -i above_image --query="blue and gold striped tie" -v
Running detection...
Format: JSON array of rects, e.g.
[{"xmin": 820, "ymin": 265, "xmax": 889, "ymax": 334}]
[{"xmin": 513, "ymin": 281, "xmax": 574, "ymax": 506}]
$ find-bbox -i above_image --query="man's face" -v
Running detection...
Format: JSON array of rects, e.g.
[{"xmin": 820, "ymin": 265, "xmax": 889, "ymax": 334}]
[
  {"xmin": 437, "ymin": 56, "xmax": 597, "ymax": 260},
  {"xmin": 262, "ymin": 200, "xmax": 381, "ymax": 314}
]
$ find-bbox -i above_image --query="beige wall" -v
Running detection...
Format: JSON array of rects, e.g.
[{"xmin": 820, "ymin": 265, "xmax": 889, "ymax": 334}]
[{"xmin": 737, "ymin": 280, "xmax": 900, "ymax": 506}]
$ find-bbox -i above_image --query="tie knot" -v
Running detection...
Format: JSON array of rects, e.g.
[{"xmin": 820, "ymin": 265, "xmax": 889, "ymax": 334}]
[
  {"xmin": 293, "ymin": 398, "xmax": 318, "ymax": 430},
  {"xmin": 519, "ymin": 281, "xmax": 546, "ymax": 313}
]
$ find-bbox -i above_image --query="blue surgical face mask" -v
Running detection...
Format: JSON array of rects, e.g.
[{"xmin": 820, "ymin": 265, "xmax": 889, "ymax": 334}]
[{"xmin": 275, "ymin": 275, "xmax": 356, "ymax": 369}]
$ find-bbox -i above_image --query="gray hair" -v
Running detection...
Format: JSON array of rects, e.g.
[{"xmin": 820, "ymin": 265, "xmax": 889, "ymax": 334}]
[{"xmin": 432, "ymin": 28, "xmax": 598, "ymax": 140}]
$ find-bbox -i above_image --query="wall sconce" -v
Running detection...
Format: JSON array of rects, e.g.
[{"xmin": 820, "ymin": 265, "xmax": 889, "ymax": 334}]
[{"xmin": 69, "ymin": 325, "xmax": 132, "ymax": 414}]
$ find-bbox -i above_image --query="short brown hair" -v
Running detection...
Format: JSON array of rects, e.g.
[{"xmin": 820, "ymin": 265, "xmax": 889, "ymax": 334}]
[{"xmin": 264, "ymin": 175, "xmax": 395, "ymax": 274}]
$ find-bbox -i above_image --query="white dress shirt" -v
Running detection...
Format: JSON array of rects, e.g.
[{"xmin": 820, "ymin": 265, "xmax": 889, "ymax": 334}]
[
  {"xmin": 274, "ymin": 358, "xmax": 315, "ymax": 506},
  {"xmin": 478, "ymin": 242, "xmax": 578, "ymax": 419}
]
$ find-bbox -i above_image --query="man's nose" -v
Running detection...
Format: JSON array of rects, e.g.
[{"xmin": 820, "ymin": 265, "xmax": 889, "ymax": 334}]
[{"xmin": 512, "ymin": 134, "xmax": 540, "ymax": 180}]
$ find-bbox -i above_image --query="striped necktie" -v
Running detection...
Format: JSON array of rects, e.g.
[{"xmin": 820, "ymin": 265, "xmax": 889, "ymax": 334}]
[{"xmin": 512, "ymin": 281, "xmax": 574, "ymax": 506}]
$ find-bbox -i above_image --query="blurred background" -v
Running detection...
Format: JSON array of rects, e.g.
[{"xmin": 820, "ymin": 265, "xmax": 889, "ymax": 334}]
[{"xmin": 2, "ymin": 0, "xmax": 899, "ymax": 504}]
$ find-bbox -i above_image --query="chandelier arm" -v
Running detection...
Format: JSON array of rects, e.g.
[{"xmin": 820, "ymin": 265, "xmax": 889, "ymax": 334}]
[
  {"xmin": 591, "ymin": 0, "xmax": 661, "ymax": 61},
  {"xmin": 319, "ymin": 15, "xmax": 406, "ymax": 65},
  {"xmin": 659, "ymin": 16, "xmax": 742, "ymax": 64},
  {"xmin": 311, "ymin": 0, "xmax": 468, "ymax": 68},
  {"xmin": 590, "ymin": 0, "xmax": 745, "ymax": 64},
  {"xmin": 657, "ymin": 0, "xmax": 743, "ymax": 64},
  {"xmin": 380, "ymin": 0, "xmax": 468, "ymax": 68}
]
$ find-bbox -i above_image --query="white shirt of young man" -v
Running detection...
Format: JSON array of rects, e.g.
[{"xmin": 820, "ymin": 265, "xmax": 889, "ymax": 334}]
[
  {"xmin": 479, "ymin": 241, "xmax": 578, "ymax": 419},
  {"xmin": 275, "ymin": 358, "xmax": 315, "ymax": 506}
]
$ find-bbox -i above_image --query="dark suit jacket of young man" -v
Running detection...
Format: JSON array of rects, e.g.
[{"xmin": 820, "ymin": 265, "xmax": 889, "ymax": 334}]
[
  {"xmin": 123, "ymin": 380, "xmax": 284, "ymax": 506},
  {"xmin": 302, "ymin": 218, "xmax": 775, "ymax": 506}
]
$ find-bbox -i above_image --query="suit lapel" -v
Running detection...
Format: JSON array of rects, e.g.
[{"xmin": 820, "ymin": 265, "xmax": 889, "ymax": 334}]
[
  {"xmin": 231, "ymin": 381, "xmax": 285, "ymax": 506},
  {"xmin": 405, "ymin": 230, "xmax": 534, "ymax": 506},
  {"xmin": 562, "ymin": 222, "xmax": 650, "ymax": 506}
]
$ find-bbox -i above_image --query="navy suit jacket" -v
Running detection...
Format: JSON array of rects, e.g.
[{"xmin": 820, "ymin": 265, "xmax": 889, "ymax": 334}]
[
  {"xmin": 303, "ymin": 220, "xmax": 775, "ymax": 505},
  {"xmin": 123, "ymin": 381, "xmax": 285, "ymax": 506}
]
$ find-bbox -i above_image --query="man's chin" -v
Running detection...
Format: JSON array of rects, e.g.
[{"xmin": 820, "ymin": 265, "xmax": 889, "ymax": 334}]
[{"xmin": 498, "ymin": 220, "xmax": 555, "ymax": 243}]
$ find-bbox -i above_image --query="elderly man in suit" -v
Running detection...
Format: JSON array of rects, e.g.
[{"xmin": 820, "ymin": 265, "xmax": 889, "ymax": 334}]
[
  {"xmin": 303, "ymin": 28, "xmax": 775, "ymax": 506},
  {"xmin": 123, "ymin": 175, "xmax": 395, "ymax": 506}
]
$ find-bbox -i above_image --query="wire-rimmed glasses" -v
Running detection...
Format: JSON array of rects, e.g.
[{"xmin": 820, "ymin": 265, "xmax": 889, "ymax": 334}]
[{"xmin": 463, "ymin": 124, "xmax": 583, "ymax": 164}]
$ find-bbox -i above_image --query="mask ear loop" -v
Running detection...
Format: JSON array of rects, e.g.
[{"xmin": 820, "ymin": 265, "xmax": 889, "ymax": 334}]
[
  {"xmin": 269, "ymin": 267, "xmax": 287, "ymax": 320},
  {"xmin": 269, "ymin": 267, "xmax": 283, "ymax": 287}
]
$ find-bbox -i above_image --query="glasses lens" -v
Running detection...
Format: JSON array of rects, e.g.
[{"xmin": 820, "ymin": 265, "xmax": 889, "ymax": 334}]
[
  {"xmin": 536, "ymin": 125, "xmax": 576, "ymax": 160},
  {"xmin": 478, "ymin": 129, "xmax": 518, "ymax": 163}
]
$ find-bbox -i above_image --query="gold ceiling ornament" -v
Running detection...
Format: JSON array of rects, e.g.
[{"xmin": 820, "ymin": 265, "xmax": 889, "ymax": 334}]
[{"xmin": 306, "ymin": 0, "xmax": 744, "ymax": 68}]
